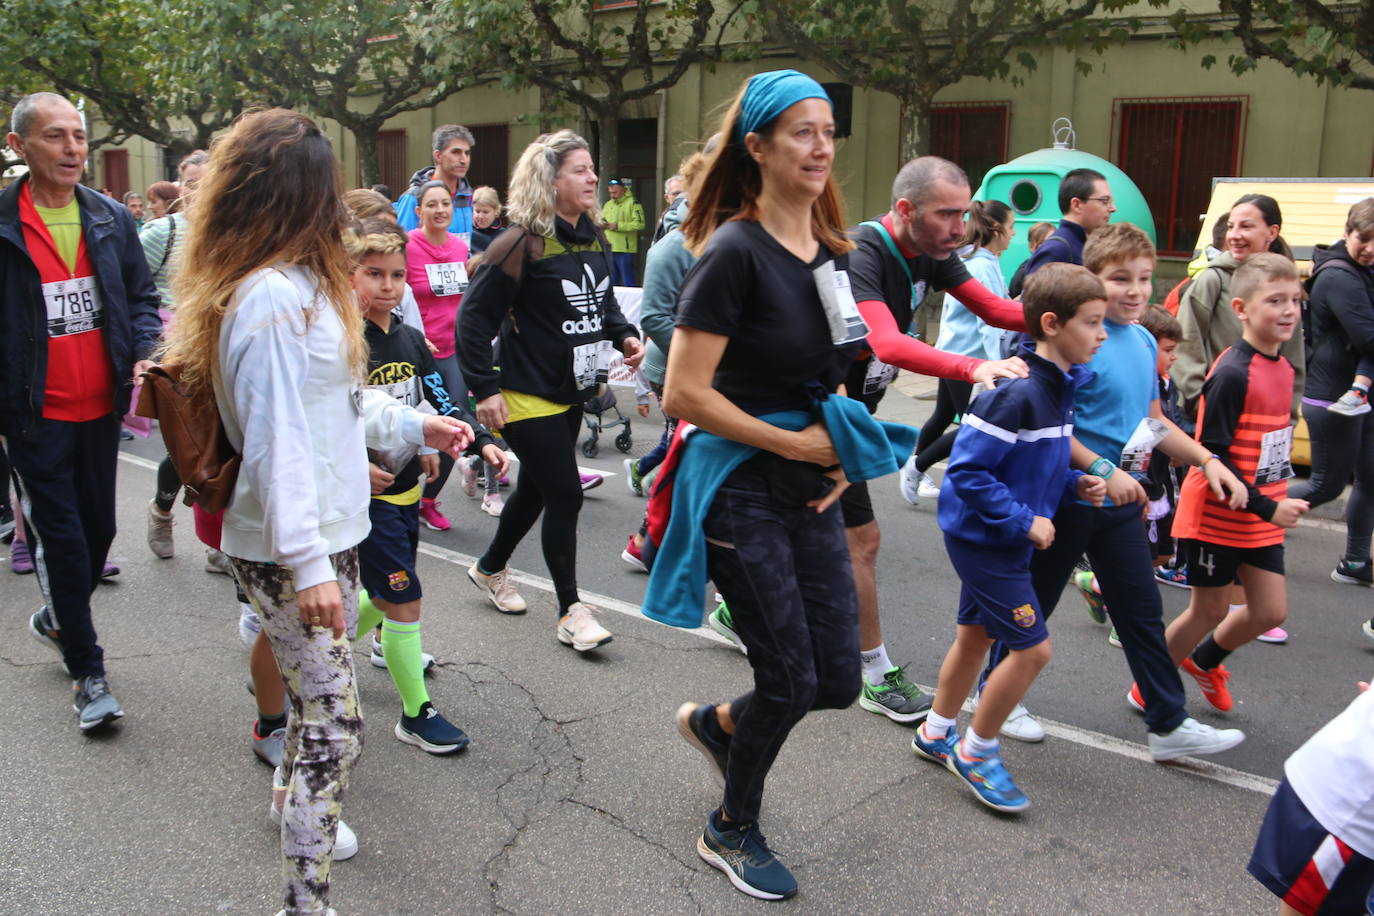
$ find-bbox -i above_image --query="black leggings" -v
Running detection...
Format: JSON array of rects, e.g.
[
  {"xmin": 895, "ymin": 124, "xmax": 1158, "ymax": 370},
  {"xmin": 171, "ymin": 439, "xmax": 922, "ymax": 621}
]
[
  {"xmin": 479, "ymin": 407, "xmax": 584, "ymax": 613},
  {"xmin": 913, "ymin": 379, "xmax": 974, "ymax": 474},
  {"xmin": 1290, "ymin": 402, "xmax": 1374, "ymax": 561},
  {"xmin": 155, "ymin": 455, "xmax": 181, "ymax": 512}
]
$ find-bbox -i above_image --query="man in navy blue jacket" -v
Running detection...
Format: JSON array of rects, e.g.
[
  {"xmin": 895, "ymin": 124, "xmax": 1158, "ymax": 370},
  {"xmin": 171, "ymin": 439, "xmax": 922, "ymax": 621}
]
[
  {"xmin": 0, "ymin": 92, "xmax": 161, "ymax": 731},
  {"xmin": 1024, "ymin": 168, "xmax": 1116, "ymax": 277}
]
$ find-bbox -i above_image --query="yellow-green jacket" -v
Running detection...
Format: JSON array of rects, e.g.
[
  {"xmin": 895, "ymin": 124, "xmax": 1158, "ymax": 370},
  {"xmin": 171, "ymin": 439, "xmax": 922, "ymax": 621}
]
[{"xmin": 602, "ymin": 193, "xmax": 645, "ymax": 254}]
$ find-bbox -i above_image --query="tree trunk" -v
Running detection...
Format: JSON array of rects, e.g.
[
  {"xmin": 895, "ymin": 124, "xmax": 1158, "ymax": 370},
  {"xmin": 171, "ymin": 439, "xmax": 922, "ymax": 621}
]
[
  {"xmin": 900, "ymin": 89, "xmax": 935, "ymax": 164},
  {"xmin": 355, "ymin": 128, "xmax": 381, "ymax": 188},
  {"xmin": 596, "ymin": 108, "xmax": 621, "ymax": 190}
]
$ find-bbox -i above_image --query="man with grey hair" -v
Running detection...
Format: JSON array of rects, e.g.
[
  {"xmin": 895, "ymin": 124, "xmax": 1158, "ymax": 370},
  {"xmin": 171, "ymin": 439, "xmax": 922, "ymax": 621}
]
[
  {"xmin": 0, "ymin": 91, "xmax": 161, "ymax": 731},
  {"xmin": 652, "ymin": 173, "xmax": 686, "ymax": 245},
  {"xmin": 719, "ymin": 156, "xmax": 1039, "ymax": 738},
  {"xmin": 394, "ymin": 123, "xmax": 476, "ymax": 240},
  {"xmin": 176, "ymin": 149, "xmax": 209, "ymax": 187}
]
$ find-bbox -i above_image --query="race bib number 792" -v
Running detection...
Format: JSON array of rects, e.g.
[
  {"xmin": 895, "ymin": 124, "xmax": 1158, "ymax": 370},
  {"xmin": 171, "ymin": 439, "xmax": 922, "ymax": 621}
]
[{"xmin": 43, "ymin": 275, "xmax": 105, "ymax": 338}]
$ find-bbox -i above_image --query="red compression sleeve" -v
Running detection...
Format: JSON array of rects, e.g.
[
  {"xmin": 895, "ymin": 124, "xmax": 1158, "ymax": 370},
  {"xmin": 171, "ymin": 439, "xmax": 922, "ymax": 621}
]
[
  {"xmin": 857, "ymin": 299, "xmax": 979, "ymax": 382},
  {"xmin": 947, "ymin": 279, "xmax": 1027, "ymax": 332}
]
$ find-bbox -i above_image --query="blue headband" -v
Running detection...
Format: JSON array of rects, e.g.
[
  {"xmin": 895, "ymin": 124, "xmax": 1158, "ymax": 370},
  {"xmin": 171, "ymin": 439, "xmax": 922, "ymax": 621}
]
[{"xmin": 736, "ymin": 70, "xmax": 832, "ymax": 144}]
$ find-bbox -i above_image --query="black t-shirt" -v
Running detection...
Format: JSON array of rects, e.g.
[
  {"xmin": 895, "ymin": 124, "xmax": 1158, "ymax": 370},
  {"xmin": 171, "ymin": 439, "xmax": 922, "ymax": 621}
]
[
  {"xmin": 842, "ymin": 220, "xmax": 972, "ymax": 406},
  {"xmin": 676, "ymin": 219, "xmax": 856, "ymax": 414}
]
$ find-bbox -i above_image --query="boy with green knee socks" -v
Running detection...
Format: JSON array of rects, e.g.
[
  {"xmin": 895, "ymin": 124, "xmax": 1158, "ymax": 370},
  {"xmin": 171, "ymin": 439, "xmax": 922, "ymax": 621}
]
[{"xmin": 350, "ymin": 218, "xmax": 508, "ymax": 754}]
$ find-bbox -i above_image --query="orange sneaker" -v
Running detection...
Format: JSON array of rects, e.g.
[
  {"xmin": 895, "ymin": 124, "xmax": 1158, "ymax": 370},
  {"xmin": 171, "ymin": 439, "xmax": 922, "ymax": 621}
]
[
  {"xmin": 1126, "ymin": 681, "xmax": 1145, "ymax": 714},
  {"xmin": 1181, "ymin": 657, "xmax": 1233, "ymax": 711}
]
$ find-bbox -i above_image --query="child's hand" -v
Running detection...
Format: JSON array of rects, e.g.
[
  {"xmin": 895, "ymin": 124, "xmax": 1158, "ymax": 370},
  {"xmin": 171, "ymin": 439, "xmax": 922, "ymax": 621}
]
[
  {"xmin": 637, "ymin": 402, "xmax": 651, "ymax": 417},
  {"xmin": 1271, "ymin": 497, "xmax": 1310, "ymax": 528},
  {"xmin": 1077, "ymin": 474, "xmax": 1107, "ymax": 506},
  {"xmin": 1104, "ymin": 468, "xmax": 1147, "ymax": 506},
  {"xmin": 368, "ymin": 462, "xmax": 395, "ymax": 495},
  {"xmin": 419, "ymin": 453, "xmax": 440, "ymax": 483},
  {"xmin": 481, "ymin": 444, "xmax": 510, "ymax": 478},
  {"xmin": 1202, "ymin": 458, "xmax": 1248, "ymax": 510},
  {"xmin": 423, "ymin": 414, "xmax": 474, "ymax": 457},
  {"xmin": 1028, "ymin": 515, "xmax": 1055, "ymax": 549},
  {"xmin": 425, "ymin": 337, "xmax": 438, "ymax": 355}
]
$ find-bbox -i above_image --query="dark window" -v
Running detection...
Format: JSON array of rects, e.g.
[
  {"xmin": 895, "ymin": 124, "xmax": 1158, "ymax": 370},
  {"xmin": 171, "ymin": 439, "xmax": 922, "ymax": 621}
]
[
  {"xmin": 930, "ymin": 103, "xmax": 1010, "ymax": 191},
  {"xmin": 373, "ymin": 130, "xmax": 407, "ymax": 198},
  {"xmin": 1115, "ymin": 97, "xmax": 1246, "ymax": 256},
  {"xmin": 466, "ymin": 123, "xmax": 510, "ymax": 199},
  {"xmin": 821, "ymin": 83, "xmax": 853, "ymax": 139},
  {"xmin": 161, "ymin": 146, "xmax": 179, "ymax": 182},
  {"xmin": 102, "ymin": 149, "xmax": 129, "ymax": 201}
]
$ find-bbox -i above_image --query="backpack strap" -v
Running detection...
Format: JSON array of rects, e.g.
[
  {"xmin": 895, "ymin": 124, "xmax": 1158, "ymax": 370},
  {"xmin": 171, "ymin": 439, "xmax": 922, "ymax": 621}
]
[
  {"xmin": 861, "ymin": 219, "xmax": 915, "ymax": 291},
  {"xmin": 157, "ymin": 215, "xmax": 178, "ymax": 274}
]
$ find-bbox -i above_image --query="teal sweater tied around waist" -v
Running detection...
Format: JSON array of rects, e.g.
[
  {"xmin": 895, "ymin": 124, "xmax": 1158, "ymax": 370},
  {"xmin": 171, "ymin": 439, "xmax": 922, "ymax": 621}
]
[{"xmin": 641, "ymin": 395, "xmax": 917, "ymax": 629}]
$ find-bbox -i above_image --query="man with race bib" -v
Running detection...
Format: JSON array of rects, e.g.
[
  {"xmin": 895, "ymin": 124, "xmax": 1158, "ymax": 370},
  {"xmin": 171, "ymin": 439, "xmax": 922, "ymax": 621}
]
[{"xmin": 0, "ymin": 92, "xmax": 162, "ymax": 730}]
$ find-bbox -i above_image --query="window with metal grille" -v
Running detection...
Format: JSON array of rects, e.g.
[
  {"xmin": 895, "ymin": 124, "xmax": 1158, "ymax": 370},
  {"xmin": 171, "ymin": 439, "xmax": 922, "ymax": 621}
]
[
  {"xmin": 929, "ymin": 102, "xmax": 1010, "ymax": 191},
  {"xmin": 371, "ymin": 130, "xmax": 407, "ymax": 199},
  {"xmin": 101, "ymin": 149, "xmax": 129, "ymax": 201},
  {"xmin": 1114, "ymin": 97, "xmax": 1246, "ymax": 256}
]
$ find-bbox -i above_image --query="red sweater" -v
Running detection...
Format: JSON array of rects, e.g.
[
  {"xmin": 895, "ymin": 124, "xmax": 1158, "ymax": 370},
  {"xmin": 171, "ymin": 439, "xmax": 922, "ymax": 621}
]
[{"xmin": 20, "ymin": 183, "xmax": 113, "ymax": 421}]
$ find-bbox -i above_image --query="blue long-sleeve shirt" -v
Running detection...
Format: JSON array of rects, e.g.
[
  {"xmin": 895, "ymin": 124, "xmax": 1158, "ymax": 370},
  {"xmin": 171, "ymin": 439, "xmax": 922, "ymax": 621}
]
[{"xmin": 938, "ymin": 348, "xmax": 1092, "ymax": 546}]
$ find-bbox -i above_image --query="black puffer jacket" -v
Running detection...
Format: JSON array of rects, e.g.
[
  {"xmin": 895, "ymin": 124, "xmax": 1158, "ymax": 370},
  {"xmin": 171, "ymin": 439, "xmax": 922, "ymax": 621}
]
[
  {"xmin": 1305, "ymin": 241, "xmax": 1374, "ymax": 402},
  {"xmin": 0, "ymin": 178, "xmax": 161, "ymax": 437}
]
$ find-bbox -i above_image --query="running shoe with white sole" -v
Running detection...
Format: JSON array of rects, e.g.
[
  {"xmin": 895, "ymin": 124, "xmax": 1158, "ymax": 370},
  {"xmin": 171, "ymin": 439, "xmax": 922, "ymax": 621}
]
[
  {"xmin": 1108, "ymin": 627, "xmax": 1122, "ymax": 648},
  {"xmin": 624, "ymin": 458, "xmax": 645, "ymax": 497},
  {"xmin": 29, "ymin": 606, "xmax": 63, "ymax": 659},
  {"xmin": 252, "ymin": 720, "xmax": 286, "ymax": 768},
  {"xmin": 707, "ymin": 601, "xmax": 747, "ymax": 655},
  {"xmin": 73, "ymin": 675, "xmax": 124, "ymax": 731},
  {"xmin": 459, "ymin": 456, "xmax": 480, "ymax": 498},
  {"xmin": 1332, "ymin": 558, "xmax": 1374, "ymax": 587},
  {"xmin": 911, "ymin": 722, "xmax": 959, "ymax": 765},
  {"xmin": 1329, "ymin": 389, "xmax": 1372, "ymax": 416},
  {"xmin": 369, "ymin": 634, "xmax": 435, "ymax": 672},
  {"xmin": 1127, "ymin": 681, "xmax": 1145, "ymax": 713},
  {"xmin": 467, "ymin": 563, "xmax": 527, "ymax": 614},
  {"xmin": 676, "ymin": 702, "xmax": 729, "ymax": 787},
  {"xmin": 858, "ymin": 665, "xmax": 932, "ymax": 723},
  {"xmin": 1147, "ymin": 717, "xmax": 1245, "ymax": 761},
  {"xmin": 1181, "ymin": 657, "xmax": 1233, "ymax": 711},
  {"xmin": 395, "ymin": 702, "xmax": 470, "ymax": 755},
  {"xmin": 205, "ymin": 547, "xmax": 231, "ymax": 575},
  {"xmin": 1154, "ymin": 565, "xmax": 1190, "ymax": 589},
  {"xmin": 480, "ymin": 493, "xmax": 504, "ymax": 517},
  {"xmin": 557, "ymin": 602, "xmax": 612, "ymax": 651},
  {"xmin": 697, "ymin": 817, "xmax": 797, "ymax": 901},
  {"xmin": 418, "ymin": 498, "xmax": 451, "ymax": 531},
  {"xmin": 898, "ymin": 454, "xmax": 921, "ymax": 505},
  {"xmin": 917, "ymin": 473, "xmax": 941, "ymax": 500},
  {"xmin": 1074, "ymin": 569, "xmax": 1108, "ymax": 624},
  {"xmin": 947, "ymin": 744, "xmax": 1031, "ymax": 813},
  {"xmin": 621, "ymin": 534, "xmax": 647, "ymax": 573},
  {"xmin": 579, "ymin": 472, "xmax": 603, "ymax": 491}
]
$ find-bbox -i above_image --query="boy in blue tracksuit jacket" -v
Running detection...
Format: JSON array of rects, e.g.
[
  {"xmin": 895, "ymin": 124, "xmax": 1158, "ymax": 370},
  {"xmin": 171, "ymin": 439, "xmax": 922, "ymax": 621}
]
[{"xmin": 911, "ymin": 264, "xmax": 1109, "ymax": 814}]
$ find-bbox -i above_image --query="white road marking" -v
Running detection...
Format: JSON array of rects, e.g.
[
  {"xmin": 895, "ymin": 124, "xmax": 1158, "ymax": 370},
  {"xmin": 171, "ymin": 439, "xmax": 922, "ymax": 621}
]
[{"xmin": 115, "ymin": 450, "xmax": 1281, "ymax": 795}]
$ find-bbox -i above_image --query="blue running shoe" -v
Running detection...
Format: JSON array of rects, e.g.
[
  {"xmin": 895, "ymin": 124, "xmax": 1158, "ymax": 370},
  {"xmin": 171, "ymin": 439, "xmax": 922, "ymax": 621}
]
[
  {"xmin": 911, "ymin": 722, "xmax": 958, "ymax": 765},
  {"xmin": 395, "ymin": 702, "xmax": 470, "ymax": 755},
  {"xmin": 697, "ymin": 816, "xmax": 797, "ymax": 900},
  {"xmin": 947, "ymin": 744, "xmax": 1030, "ymax": 813}
]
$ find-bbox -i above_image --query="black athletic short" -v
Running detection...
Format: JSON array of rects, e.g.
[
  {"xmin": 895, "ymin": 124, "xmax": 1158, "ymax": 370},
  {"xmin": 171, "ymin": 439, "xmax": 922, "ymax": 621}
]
[
  {"xmin": 1180, "ymin": 538, "xmax": 1284, "ymax": 588},
  {"xmin": 839, "ymin": 479, "xmax": 874, "ymax": 528}
]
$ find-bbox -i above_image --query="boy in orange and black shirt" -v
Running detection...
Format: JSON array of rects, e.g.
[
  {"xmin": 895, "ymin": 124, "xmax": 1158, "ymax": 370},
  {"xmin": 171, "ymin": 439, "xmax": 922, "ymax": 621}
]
[{"xmin": 1145, "ymin": 253, "xmax": 1311, "ymax": 713}]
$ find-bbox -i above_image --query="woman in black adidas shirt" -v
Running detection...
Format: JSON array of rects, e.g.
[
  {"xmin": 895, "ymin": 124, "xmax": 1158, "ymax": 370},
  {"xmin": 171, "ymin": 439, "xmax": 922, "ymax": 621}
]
[
  {"xmin": 456, "ymin": 129, "xmax": 642, "ymax": 651},
  {"xmin": 662, "ymin": 70, "xmax": 861, "ymax": 901}
]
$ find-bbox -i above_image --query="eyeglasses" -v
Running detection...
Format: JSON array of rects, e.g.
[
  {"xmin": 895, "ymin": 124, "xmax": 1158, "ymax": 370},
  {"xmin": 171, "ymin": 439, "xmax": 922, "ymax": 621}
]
[{"xmin": 1086, "ymin": 196, "xmax": 1114, "ymax": 206}]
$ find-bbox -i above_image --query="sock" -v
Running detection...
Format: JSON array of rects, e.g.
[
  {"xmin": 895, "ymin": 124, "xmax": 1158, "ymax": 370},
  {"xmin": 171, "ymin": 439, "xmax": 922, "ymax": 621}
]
[
  {"xmin": 701, "ymin": 705, "xmax": 731, "ymax": 746},
  {"xmin": 923, "ymin": 710, "xmax": 958, "ymax": 739},
  {"xmin": 711, "ymin": 807, "xmax": 734, "ymax": 831},
  {"xmin": 1354, "ymin": 381, "xmax": 1370, "ymax": 394},
  {"xmin": 477, "ymin": 557, "xmax": 498, "ymax": 577},
  {"xmin": 484, "ymin": 458, "xmax": 501, "ymax": 495},
  {"xmin": 1191, "ymin": 634, "xmax": 1233, "ymax": 671},
  {"xmin": 961, "ymin": 728, "xmax": 1000, "ymax": 760},
  {"xmin": 859, "ymin": 643, "xmax": 893, "ymax": 685},
  {"xmin": 257, "ymin": 710, "xmax": 287, "ymax": 735},
  {"xmin": 382, "ymin": 618, "xmax": 430, "ymax": 718},
  {"xmin": 354, "ymin": 590, "xmax": 385, "ymax": 641}
]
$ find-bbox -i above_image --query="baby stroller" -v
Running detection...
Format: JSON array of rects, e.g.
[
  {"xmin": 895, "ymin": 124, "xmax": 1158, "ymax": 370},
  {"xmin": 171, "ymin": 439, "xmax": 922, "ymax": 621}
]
[{"xmin": 581, "ymin": 386, "xmax": 632, "ymax": 458}]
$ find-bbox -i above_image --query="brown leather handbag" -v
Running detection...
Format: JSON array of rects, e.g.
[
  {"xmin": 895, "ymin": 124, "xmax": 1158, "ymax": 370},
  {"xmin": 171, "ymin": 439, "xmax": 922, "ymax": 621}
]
[{"xmin": 135, "ymin": 364, "xmax": 241, "ymax": 513}]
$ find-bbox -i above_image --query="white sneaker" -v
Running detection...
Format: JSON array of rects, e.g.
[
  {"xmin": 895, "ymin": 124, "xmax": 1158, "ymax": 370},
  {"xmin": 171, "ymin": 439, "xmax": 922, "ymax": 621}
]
[
  {"xmin": 467, "ymin": 563, "xmax": 527, "ymax": 614},
  {"xmin": 899, "ymin": 454, "xmax": 921, "ymax": 505},
  {"xmin": 481, "ymin": 492, "xmax": 504, "ymax": 517},
  {"xmin": 369, "ymin": 634, "xmax": 435, "ymax": 671},
  {"xmin": 557, "ymin": 602, "xmax": 613, "ymax": 651},
  {"xmin": 269, "ymin": 786, "xmax": 358, "ymax": 861},
  {"xmin": 205, "ymin": 547, "xmax": 231, "ymax": 575},
  {"xmin": 238, "ymin": 602, "xmax": 261, "ymax": 650},
  {"xmin": 971, "ymin": 695, "xmax": 1046, "ymax": 743},
  {"xmin": 916, "ymin": 473, "xmax": 941, "ymax": 500},
  {"xmin": 1148, "ymin": 716, "xmax": 1245, "ymax": 761}
]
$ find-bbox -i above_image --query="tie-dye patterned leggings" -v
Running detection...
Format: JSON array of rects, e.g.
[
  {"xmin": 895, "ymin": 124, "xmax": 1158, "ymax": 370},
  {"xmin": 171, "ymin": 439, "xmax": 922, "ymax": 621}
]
[{"xmin": 231, "ymin": 549, "xmax": 363, "ymax": 916}]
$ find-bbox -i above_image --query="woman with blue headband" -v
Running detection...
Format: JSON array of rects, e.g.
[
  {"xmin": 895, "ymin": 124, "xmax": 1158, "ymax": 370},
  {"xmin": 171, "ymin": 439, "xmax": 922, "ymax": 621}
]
[{"xmin": 662, "ymin": 70, "xmax": 865, "ymax": 901}]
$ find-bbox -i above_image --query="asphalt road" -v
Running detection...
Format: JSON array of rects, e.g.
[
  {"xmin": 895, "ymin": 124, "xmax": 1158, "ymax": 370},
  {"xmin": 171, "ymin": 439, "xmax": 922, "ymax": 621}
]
[{"xmin": 2, "ymin": 380, "xmax": 1370, "ymax": 915}]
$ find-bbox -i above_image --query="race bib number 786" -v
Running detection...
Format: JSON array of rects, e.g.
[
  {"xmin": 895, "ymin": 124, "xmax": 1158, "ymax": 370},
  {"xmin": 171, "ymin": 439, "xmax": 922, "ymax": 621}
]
[{"xmin": 43, "ymin": 275, "xmax": 105, "ymax": 338}]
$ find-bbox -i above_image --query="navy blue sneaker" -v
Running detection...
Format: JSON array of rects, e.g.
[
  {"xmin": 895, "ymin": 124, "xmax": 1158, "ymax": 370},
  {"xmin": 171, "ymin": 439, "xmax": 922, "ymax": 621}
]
[
  {"xmin": 947, "ymin": 743, "xmax": 1030, "ymax": 813},
  {"xmin": 697, "ymin": 816, "xmax": 797, "ymax": 900},
  {"xmin": 676, "ymin": 702, "xmax": 729, "ymax": 788},
  {"xmin": 911, "ymin": 722, "xmax": 958, "ymax": 765},
  {"xmin": 73, "ymin": 676, "xmax": 124, "ymax": 731},
  {"xmin": 395, "ymin": 702, "xmax": 470, "ymax": 755}
]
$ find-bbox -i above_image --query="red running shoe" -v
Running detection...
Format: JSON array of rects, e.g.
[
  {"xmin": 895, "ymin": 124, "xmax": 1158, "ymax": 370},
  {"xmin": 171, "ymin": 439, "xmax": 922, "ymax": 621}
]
[{"xmin": 1181, "ymin": 657, "xmax": 1233, "ymax": 711}]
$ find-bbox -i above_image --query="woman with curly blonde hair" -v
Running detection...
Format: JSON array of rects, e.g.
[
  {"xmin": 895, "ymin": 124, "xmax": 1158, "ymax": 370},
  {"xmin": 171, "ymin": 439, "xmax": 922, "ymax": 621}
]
[
  {"xmin": 456, "ymin": 129, "xmax": 643, "ymax": 650},
  {"xmin": 165, "ymin": 108, "xmax": 472, "ymax": 916}
]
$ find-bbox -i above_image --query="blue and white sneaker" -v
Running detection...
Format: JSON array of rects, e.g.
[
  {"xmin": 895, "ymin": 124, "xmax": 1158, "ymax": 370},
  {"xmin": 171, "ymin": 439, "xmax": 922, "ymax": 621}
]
[
  {"xmin": 395, "ymin": 702, "xmax": 470, "ymax": 755},
  {"xmin": 946, "ymin": 743, "xmax": 1030, "ymax": 813},
  {"xmin": 697, "ymin": 816, "xmax": 797, "ymax": 900},
  {"xmin": 911, "ymin": 722, "xmax": 958, "ymax": 765}
]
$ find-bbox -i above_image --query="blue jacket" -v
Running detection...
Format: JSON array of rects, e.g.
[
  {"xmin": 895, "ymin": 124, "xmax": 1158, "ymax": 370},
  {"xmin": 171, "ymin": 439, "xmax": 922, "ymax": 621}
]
[
  {"xmin": 0, "ymin": 178, "xmax": 162, "ymax": 436},
  {"xmin": 394, "ymin": 167, "xmax": 474, "ymax": 237},
  {"xmin": 639, "ymin": 201, "xmax": 693, "ymax": 386},
  {"xmin": 937, "ymin": 347, "xmax": 1091, "ymax": 546},
  {"xmin": 1024, "ymin": 220, "xmax": 1087, "ymax": 277}
]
